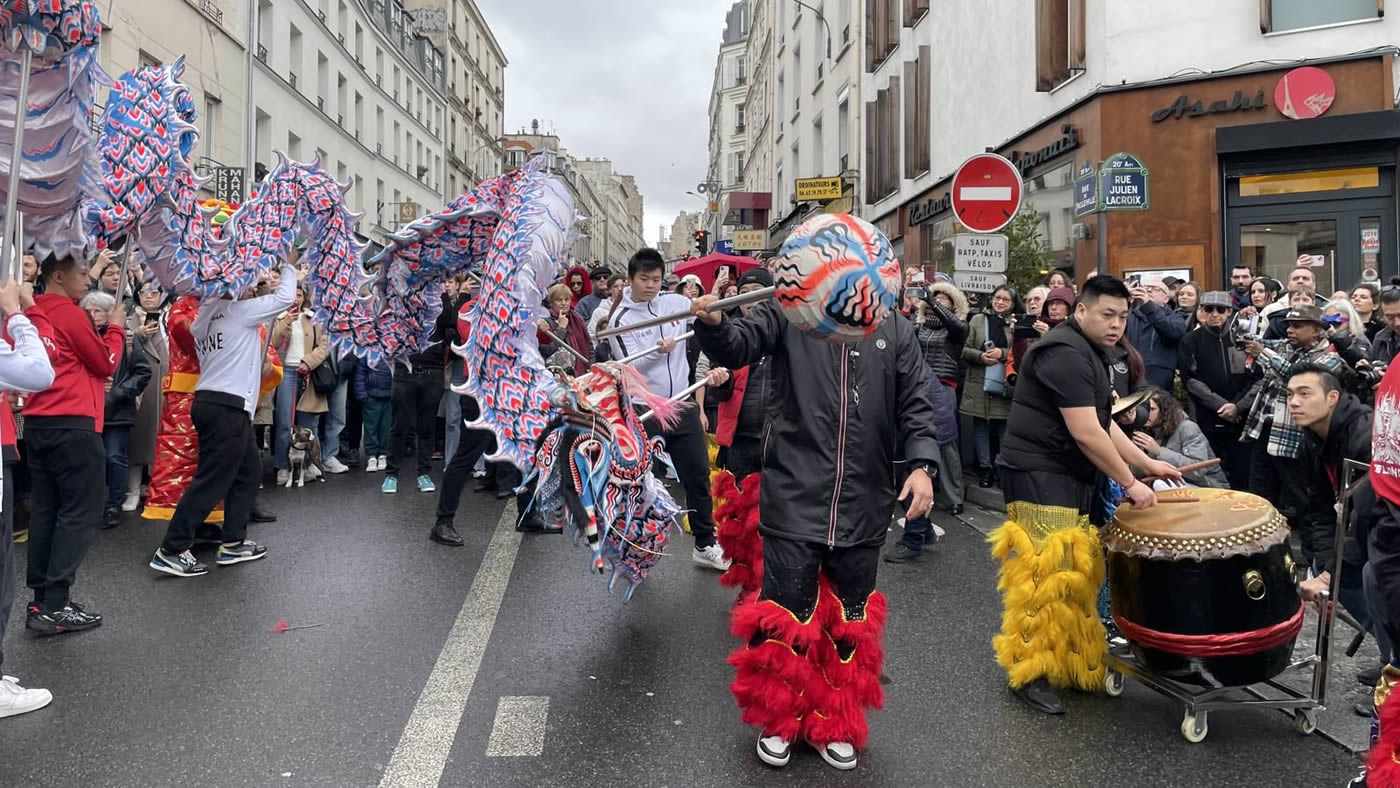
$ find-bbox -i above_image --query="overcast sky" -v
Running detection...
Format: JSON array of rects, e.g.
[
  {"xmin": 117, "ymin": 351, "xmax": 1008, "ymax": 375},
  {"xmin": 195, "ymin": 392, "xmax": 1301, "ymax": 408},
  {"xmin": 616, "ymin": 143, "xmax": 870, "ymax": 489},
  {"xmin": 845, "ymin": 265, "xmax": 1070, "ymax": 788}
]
[{"xmin": 478, "ymin": 0, "xmax": 733, "ymax": 250}]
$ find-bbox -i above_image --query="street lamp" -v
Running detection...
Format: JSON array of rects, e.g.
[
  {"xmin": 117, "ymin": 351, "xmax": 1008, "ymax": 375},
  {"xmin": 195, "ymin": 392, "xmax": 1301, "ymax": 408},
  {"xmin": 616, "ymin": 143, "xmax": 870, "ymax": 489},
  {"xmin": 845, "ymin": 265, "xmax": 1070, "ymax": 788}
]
[{"xmin": 791, "ymin": 0, "xmax": 833, "ymax": 59}]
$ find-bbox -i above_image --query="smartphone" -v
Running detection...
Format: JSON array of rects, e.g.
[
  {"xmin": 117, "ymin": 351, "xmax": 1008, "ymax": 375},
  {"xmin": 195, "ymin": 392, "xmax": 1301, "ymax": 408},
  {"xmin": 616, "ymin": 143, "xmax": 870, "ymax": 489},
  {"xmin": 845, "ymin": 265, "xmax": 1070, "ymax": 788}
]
[
  {"xmin": 907, "ymin": 286, "xmax": 927, "ymax": 300},
  {"xmin": 1302, "ymin": 254, "xmax": 1327, "ymax": 268},
  {"xmin": 983, "ymin": 340, "xmax": 996, "ymax": 351},
  {"xmin": 144, "ymin": 312, "xmax": 160, "ymax": 325},
  {"xmin": 1127, "ymin": 274, "xmax": 1142, "ymax": 287}
]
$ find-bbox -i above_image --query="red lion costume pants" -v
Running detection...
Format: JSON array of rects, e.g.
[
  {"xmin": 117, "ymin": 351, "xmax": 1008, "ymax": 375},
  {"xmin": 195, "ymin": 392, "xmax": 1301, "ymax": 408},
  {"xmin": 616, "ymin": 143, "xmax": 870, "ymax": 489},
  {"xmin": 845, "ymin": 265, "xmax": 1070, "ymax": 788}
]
[{"xmin": 713, "ymin": 470, "xmax": 886, "ymax": 749}]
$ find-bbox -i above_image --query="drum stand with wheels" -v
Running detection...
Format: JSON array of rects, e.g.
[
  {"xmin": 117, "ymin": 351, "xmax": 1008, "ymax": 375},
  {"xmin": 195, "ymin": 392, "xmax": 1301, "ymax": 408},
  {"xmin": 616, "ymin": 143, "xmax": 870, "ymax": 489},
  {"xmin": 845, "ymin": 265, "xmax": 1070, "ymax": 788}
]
[{"xmin": 1103, "ymin": 461, "xmax": 1367, "ymax": 743}]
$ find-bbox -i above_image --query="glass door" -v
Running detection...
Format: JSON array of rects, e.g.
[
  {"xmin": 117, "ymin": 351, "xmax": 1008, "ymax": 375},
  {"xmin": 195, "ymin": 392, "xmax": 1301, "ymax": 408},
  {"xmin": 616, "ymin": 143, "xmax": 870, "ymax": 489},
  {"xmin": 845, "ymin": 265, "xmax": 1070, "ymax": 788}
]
[
  {"xmin": 1226, "ymin": 198, "xmax": 1395, "ymax": 297},
  {"xmin": 1237, "ymin": 219, "xmax": 1337, "ymax": 295}
]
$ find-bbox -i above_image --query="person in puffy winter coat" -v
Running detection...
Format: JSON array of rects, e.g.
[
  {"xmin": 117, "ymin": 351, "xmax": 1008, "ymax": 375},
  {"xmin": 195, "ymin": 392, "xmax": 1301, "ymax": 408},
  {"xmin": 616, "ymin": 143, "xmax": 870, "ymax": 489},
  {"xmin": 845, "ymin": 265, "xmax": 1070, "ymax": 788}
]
[
  {"xmin": 913, "ymin": 282, "xmax": 968, "ymax": 400},
  {"xmin": 1128, "ymin": 388, "xmax": 1228, "ymax": 488}
]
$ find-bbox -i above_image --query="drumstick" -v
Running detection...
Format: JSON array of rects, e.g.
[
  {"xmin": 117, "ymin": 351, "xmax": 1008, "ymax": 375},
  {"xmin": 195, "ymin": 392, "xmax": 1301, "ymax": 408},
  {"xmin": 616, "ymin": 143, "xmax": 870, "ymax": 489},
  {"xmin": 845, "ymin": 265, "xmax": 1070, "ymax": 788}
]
[
  {"xmin": 638, "ymin": 376, "xmax": 719, "ymax": 423},
  {"xmin": 597, "ymin": 287, "xmax": 775, "ymax": 339},
  {"xmin": 1141, "ymin": 457, "xmax": 1221, "ymax": 482}
]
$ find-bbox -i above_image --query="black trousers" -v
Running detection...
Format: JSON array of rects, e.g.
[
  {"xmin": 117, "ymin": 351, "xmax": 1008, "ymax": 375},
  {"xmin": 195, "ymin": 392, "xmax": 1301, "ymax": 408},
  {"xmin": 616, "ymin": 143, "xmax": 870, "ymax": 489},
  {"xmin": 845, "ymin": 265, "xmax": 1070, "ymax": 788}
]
[
  {"xmin": 1205, "ymin": 430, "xmax": 1252, "ymax": 491},
  {"xmin": 760, "ymin": 535, "xmax": 880, "ymax": 621},
  {"xmin": 0, "ymin": 463, "xmax": 14, "ymax": 670},
  {"xmin": 388, "ymin": 369, "xmax": 442, "ymax": 477},
  {"xmin": 640, "ymin": 406, "xmax": 716, "ymax": 549},
  {"xmin": 25, "ymin": 426, "xmax": 104, "ymax": 611},
  {"xmin": 718, "ymin": 436, "xmax": 762, "ymax": 483},
  {"xmin": 162, "ymin": 393, "xmax": 261, "ymax": 553},
  {"xmin": 436, "ymin": 394, "xmax": 536, "ymax": 526}
]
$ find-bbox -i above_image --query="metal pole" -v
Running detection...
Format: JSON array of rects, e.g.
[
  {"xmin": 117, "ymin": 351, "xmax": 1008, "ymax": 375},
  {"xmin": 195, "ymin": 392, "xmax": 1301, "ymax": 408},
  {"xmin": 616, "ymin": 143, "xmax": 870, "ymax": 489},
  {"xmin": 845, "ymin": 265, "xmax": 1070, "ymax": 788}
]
[
  {"xmin": 2, "ymin": 48, "xmax": 33, "ymax": 284},
  {"xmin": 639, "ymin": 377, "xmax": 714, "ymax": 423},
  {"xmin": 244, "ymin": 0, "xmax": 258, "ymax": 194},
  {"xmin": 615, "ymin": 330, "xmax": 695, "ymax": 365},
  {"xmin": 597, "ymin": 286, "xmax": 774, "ymax": 339}
]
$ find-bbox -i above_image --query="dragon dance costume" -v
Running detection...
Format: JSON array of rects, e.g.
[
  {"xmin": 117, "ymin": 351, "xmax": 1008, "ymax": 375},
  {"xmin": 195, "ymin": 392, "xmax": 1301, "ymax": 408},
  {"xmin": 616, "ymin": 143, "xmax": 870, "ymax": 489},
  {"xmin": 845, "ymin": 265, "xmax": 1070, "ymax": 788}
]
[{"xmin": 143, "ymin": 296, "xmax": 279, "ymax": 521}]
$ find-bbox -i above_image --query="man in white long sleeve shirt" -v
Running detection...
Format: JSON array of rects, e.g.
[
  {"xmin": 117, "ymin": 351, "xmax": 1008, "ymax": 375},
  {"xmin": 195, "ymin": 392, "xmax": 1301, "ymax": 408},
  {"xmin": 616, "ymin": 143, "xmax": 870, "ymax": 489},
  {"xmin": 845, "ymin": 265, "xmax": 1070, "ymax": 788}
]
[
  {"xmin": 149, "ymin": 264, "xmax": 296, "ymax": 577},
  {"xmin": 605, "ymin": 248, "xmax": 729, "ymax": 571},
  {"xmin": 0, "ymin": 279, "xmax": 56, "ymax": 719}
]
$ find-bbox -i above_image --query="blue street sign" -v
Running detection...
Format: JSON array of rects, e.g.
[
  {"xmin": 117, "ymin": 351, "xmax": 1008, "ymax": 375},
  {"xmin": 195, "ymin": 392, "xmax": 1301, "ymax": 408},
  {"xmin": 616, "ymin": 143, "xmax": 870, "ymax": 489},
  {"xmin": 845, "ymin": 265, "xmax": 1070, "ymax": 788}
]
[
  {"xmin": 714, "ymin": 239, "xmax": 734, "ymax": 254},
  {"xmin": 1099, "ymin": 152, "xmax": 1149, "ymax": 211},
  {"xmin": 1073, "ymin": 159, "xmax": 1097, "ymax": 217}
]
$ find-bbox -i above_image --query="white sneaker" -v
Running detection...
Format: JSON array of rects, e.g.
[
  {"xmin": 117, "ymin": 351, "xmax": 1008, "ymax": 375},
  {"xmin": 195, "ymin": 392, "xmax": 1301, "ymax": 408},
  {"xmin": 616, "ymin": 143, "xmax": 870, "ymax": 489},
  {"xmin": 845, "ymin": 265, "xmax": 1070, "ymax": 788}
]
[
  {"xmin": 276, "ymin": 470, "xmax": 290, "ymax": 486},
  {"xmin": 377, "ymin": 455, "xmax": 388, "ymax": 471},
  {"xmin": 692, "ymin": 544, "xmax": 731, "ymax": 571},
  {"xmin": 305, "ymin": 465, "xmax": 322, "ymax": 481},
  {"xmin": 365, "ymin": 456, "xmax": 379, "ymax": 472},
  {"xmin": 819, "ymin": 741, "xmax": 857, "ymax": 770},
  {"xmin": 121, "ymin": 491, "xmax": 140, "ymax": 512},
  {"xmin": 323, "ymin": 457, "xmax": 349, "ymax": 474},
  {"xmin": 0, "ymin": 675, "xmax": 53, "ymax": 719},
  {"xmin": 756, "ymin": 734, "xmax": 791, "ymax": 767}
]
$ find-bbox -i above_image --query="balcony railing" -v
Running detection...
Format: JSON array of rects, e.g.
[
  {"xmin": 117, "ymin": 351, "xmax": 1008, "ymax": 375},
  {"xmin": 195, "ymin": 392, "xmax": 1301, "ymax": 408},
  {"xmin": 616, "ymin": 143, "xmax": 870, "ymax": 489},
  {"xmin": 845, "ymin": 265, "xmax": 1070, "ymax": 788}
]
[
  {"xmin": 290, "ymin": 72, "xmax": 298, "ymax": 89},
  {"xmin": 256, "ymin": 44, "xmax": 267, "ymax": 62},
  {"xmin": 197, "ymin": 0, "xmax": 223, "ymax": 25}
]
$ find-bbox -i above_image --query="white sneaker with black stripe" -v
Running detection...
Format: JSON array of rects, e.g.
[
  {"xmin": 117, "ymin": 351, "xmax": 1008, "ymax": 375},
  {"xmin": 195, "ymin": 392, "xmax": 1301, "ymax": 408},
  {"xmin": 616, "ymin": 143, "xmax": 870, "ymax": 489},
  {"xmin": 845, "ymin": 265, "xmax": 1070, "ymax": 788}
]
[
  {"xmin": 756, "ymin": 735, "xmax": 791, "ymax": 767},
  {"xmin": 819, "ymin": 741, "xmax": 857, "ymax": 770},
  {"xmin": 150, "ymin": 549, "xmax": 209, "ymax": 578}
]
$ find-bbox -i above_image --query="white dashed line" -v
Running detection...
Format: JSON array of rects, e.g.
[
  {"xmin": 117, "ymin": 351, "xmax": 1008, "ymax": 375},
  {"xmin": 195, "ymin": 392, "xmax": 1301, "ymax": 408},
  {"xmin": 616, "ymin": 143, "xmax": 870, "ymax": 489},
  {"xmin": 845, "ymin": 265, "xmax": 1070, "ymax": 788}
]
[
  {"xmin": 379, "ymin": 503, "xmax": 522, "ymax": 788},
  {"xmin": 485, "ymin": 696, "xmax": 550, "ymax": 757}
]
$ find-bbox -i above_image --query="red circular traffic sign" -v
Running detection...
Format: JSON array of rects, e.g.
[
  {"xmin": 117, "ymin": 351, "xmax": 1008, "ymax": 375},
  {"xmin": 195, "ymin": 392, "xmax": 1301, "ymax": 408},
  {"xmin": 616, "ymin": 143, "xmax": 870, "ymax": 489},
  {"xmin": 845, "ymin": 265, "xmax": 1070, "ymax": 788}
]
[
  {"xmin": 1275, "ymin": 66, "xmax": 1335, "ymax": 121},
  {"xmin": 951, "ymin": 153, "xmax": 1024, "ymax": 234}
]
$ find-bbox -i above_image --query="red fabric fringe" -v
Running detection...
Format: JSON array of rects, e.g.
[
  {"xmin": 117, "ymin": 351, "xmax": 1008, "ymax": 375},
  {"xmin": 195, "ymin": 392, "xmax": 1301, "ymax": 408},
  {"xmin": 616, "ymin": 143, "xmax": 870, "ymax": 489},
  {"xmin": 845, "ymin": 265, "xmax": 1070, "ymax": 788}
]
[
  {"xmin": 712, "ymin": 470, "xmax": 763, "ymax": 597},
  {"xmin": 803, "ymin": 584, "xmax": 887, "ymax": 749},
  {"xmin": 727, "ymin": 597, "xmax": 823, "ymax": 741},
  {"xmin": 1369, "ymin": 682, "xmax": 1400, "ymax": 785}
]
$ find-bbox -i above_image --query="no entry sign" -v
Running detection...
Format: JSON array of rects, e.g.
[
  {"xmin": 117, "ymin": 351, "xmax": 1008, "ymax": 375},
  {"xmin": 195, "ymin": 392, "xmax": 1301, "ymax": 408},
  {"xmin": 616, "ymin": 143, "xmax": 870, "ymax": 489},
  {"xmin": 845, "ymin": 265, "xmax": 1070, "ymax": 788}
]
[{"xmin": 951, "ymin": 153, "xmax": 1023, "ymax": 234}]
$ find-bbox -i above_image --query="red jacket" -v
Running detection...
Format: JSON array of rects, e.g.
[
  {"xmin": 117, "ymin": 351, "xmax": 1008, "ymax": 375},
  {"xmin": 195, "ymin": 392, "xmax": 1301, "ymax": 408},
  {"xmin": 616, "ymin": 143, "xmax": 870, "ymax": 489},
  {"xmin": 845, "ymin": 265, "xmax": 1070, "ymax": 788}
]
[
  {"xmin": 1, "ymin": 306, "xmax": 54, "ymax": 451},
  {"xmin": 456, "ymin": 297, "xmax": 473, "ymax": 344},
  {"xmin": 25, "ymin": 292, "xmax": 123, "ymax": 430},
  {"xmin": 715, "ymin": 366, "xmax": 749, "ymax": 447}
]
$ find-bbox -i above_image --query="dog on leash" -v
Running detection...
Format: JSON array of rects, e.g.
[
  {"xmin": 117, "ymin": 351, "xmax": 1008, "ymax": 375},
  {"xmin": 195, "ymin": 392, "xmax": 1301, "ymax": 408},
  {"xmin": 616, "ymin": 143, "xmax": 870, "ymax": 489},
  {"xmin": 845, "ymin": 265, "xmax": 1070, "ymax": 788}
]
[{"xmin": 286, "ymin": 426, "xmax": 326, "ymax": 487}]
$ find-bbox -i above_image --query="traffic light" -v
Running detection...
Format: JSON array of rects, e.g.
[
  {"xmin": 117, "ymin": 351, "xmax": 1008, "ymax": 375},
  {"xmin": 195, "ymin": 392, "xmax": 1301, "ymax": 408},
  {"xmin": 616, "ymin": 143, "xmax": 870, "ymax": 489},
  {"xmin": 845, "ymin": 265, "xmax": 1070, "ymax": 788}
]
[{"xmin": 693, "ymin": 229, "xmax": 710, "ymax": 255}]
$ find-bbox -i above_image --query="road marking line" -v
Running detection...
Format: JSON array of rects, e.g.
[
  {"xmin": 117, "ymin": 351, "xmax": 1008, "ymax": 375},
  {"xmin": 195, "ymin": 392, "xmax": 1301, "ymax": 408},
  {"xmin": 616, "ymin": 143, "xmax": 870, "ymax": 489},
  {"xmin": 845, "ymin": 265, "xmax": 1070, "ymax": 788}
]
[
  {"xmin": 379, "ymin": 503, "xmax": 522, "ymax": 788},
  {"xmin": 485, "ymin": 696, "xmax": 550, "ymax": 757}
]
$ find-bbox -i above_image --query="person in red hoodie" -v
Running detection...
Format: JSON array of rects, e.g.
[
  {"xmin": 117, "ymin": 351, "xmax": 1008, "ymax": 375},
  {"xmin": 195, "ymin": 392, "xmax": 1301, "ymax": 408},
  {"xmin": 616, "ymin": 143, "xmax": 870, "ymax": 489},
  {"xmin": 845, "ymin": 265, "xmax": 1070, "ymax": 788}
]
[{"xmin": 23, "ymin": 253, "xmax": 123, "ymax": 635}]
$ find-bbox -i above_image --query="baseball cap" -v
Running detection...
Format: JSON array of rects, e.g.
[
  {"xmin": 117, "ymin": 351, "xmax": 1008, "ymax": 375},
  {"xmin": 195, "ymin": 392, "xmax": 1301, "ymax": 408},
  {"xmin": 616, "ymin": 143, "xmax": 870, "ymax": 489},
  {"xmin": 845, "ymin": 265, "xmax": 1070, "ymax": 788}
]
[
  {"xmin": 737, "ymin": 268, "xmax": 773, "ymax": 289},
  {"xmin": 1283, "ymin": 304, "xmax": 1326, "ymax": 326},
  {"xmin": 589, "ymin": 265, "xmax": 610, "ymax": 279},
  {"xmin": 1198, "ymin": 291, "xmax": 1234, "ymax": 308},
  {"xmin": 1162, "ymin": 276, "xmax": 1183, "ymax": 287}
]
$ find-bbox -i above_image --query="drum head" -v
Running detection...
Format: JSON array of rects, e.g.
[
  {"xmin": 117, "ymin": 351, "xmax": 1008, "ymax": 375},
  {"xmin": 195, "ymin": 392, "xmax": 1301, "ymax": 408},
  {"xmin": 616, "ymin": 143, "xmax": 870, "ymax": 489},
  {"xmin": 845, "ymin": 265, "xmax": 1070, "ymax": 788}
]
[{"xmin": 1101, "ymin": 488, "xmax": 1289, "ymax": 560}]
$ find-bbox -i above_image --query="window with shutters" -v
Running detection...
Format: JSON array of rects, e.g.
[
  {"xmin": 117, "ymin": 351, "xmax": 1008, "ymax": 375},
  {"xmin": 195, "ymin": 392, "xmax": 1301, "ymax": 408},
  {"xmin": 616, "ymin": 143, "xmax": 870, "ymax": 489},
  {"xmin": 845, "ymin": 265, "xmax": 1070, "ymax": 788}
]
[
  {"xmin": 903, "ymin": 0, "xmax": 929, "ymax": 26},
  {"xmin": 1261, "ymin": 0, "xmax": 1382, "ymax": 33},
  {"xmin": 1034, "ymin": 0, "xmax": 1085, "ymax": 92},
  {"xmin": 866, "ymin": 0, "xmax": 900, "ymax": 72},
  {"xmin": 864, "ymin": 77, "xmax": 901, "ymax": 203},
  {"xmin": 903, "ymin": 46, "xmax": 930, "ymax": 178}
]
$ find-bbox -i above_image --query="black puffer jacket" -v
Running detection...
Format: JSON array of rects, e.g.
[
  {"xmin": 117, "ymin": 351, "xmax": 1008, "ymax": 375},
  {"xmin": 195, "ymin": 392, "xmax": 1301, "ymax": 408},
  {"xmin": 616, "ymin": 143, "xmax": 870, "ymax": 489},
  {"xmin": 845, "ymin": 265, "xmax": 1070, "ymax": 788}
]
[
  {"xmin": 694, "ymin": 302, "xmax": 939, "ymax": 548},
  {"xmin": 1291, "ymin": 393, "xmax": 1372, "ymax": 567},
  {"xmin": 914, "ymin": 282, "xmax": 969, "ymax": 384},
  {"xmin": 104, "ymin": 333, "xmax": 153, "ymax": 428}
]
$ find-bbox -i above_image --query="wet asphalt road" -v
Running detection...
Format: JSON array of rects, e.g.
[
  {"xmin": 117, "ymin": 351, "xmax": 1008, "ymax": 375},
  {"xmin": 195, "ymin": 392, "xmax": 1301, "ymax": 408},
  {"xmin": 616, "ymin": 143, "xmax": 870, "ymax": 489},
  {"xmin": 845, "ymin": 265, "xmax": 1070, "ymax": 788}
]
[{"xmin": 0, "ymin": 466, "xmax": 1363, "ymax": 787}]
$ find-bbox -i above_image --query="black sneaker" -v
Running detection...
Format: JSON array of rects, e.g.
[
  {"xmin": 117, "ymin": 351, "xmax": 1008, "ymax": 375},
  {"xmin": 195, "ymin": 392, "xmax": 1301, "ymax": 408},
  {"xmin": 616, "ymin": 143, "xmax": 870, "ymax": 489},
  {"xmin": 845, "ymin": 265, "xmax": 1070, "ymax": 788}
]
[
  {"xmin": 249, "ymin": 505, "xmax": 277, "ymax": 524},
  {"xmin": 100, "ymin": 509, "xmax": 120, "ymax": 530},
  {"xmin": 150, "ymin": 548, "xmax": 210, "ymax": 577},
  {"xmin": 26, "ymin": 603, "xmax": 103, "ymax": 635},
  {"xmin": 883, "ymin": 543, "xmax": 925, "ymax": 563},
  {"xmin": 216, "ymin": 540, "xmax": 267, "ymax": 566}
]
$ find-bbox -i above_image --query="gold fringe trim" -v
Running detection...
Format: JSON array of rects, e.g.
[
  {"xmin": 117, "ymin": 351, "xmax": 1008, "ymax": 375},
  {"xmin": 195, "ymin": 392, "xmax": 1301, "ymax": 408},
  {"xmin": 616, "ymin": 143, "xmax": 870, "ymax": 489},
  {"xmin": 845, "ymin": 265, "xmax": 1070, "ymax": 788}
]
[{"xmin": 989, "ymin": 516, "xmax": 1107, "ymax": 691}]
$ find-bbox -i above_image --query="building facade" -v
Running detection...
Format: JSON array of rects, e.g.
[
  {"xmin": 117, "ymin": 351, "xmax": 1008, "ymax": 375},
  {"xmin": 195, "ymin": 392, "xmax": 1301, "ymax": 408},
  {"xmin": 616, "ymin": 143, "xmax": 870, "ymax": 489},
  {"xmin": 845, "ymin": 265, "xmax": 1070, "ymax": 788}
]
[
  {"xmin": 253, "ymin": 0, "xmax": 449, "ymax": 237},
  {"xmin": 575, "ymin": 158, "xmax": 647, "ymax": 268},
  {"xmin": 96, "ymin": 0, "xmax": 250, "ymax": 198},
  {"xmin": 707, "ymin": 1, "xmax": 750, "ymax": 238},
  {"xmin": 863, "ymin": 0, "xmax": 1400, "ymax": 290},
  {"xmin": 404, "ymin": 0, "xmax": 507, "ymax": 196},
  {"xmin": 665, "ymin": 210, "xmax": 704, "ymax": 260}
]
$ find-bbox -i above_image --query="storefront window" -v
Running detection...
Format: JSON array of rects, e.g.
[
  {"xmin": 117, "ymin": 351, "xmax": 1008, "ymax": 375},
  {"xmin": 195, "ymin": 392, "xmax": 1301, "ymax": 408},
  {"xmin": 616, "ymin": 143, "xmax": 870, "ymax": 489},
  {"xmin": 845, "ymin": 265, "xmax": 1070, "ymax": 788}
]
[
  {"xmin": 1240, "ymin": 220, "xmax": 1336, "ymax": 294},
  {"xmin": 1023, "ymin": 162, "xmax": 1075, "ymax": 271},
  {"xmin": 1238, "ymin": 167, "xmax": 1380, "ymax": 197},
  {"xmin": 919, "ymin": 213, "xmax": 957, "ymax": 271}
]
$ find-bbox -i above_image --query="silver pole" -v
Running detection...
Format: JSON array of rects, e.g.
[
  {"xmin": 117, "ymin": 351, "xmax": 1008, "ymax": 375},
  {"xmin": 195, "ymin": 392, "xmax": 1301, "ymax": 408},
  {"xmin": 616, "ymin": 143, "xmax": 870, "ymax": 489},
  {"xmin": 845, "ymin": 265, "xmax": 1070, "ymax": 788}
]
[
  {"xmin": 1, "ymin": 48, "xmax": 33, "ymax": 284},
  {"xmin": 597, "ymin": 286, "xmax": 773, "ymax": 339},
  {"xmin": 615, "ymin": 330, "xmax": 694, "ymax": 365},
  {"xmin": 244, "ymin": 0, "xmax": 258, "ymax": 194},
  {"xmin": 638, "ymin": 376, "xmax": 715, "ymax": 423}
]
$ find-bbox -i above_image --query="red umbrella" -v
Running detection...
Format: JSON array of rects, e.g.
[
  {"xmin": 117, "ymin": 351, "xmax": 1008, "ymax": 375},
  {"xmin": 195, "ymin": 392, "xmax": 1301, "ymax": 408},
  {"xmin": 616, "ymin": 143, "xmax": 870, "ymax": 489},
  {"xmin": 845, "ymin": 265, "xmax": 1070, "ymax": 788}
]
[{"xmin": 671, "ymin": 252, "xmax": 761, "ymax": 292}]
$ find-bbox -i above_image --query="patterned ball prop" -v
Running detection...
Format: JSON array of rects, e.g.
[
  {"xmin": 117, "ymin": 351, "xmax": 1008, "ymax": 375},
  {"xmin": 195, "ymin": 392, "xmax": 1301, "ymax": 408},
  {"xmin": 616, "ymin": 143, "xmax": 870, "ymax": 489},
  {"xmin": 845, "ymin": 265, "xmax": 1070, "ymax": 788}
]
[{"xmin": 773, "ymin": 213, "xmax": 902, "ymax": 343}]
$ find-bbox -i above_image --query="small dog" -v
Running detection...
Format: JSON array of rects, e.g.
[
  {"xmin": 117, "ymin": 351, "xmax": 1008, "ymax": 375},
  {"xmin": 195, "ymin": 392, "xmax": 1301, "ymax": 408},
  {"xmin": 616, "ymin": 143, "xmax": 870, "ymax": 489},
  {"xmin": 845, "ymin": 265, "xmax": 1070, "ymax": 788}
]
[{"xmin": 286, "ymin": 426, "xmax": 326, "ymax": 487}]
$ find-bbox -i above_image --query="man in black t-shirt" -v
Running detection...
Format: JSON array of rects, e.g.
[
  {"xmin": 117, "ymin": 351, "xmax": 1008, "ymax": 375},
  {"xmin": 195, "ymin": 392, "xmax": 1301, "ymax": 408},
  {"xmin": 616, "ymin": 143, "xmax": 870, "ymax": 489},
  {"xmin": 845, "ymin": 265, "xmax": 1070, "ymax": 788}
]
[{"xmin": 991, "ymin": 276, "xmax": 1182, "ymax": 716}]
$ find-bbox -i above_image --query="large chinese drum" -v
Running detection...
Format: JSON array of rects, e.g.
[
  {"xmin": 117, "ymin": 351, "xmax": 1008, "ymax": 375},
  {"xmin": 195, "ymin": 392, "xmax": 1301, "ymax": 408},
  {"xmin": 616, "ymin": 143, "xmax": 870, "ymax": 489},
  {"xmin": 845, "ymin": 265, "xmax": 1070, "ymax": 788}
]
[{"xmin": 1101, "ymin": 488, "xmax": 1303, "ymax": 687}]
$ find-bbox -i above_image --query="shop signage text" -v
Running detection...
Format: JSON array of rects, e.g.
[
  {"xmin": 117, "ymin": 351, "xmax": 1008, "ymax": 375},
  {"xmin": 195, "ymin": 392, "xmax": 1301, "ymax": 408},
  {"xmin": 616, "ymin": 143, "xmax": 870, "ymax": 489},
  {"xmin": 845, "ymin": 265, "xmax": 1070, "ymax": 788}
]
[
  {"xmin": 1073, "ymin": 159, "xmax": 1097, "ymax": 217},
  {"xmin": 714, "ymin": 239, "xmax": 734, "ymax": 254},
  {"xmin": 1150, "ymin": 90, "xmax": 1267, "ymax": 123},
  {"xmin": 953, "ymin": 233, "xmax": 1008, "ymax": 274},
  {"xmin": 730, "ymin": 229, "xmax": 767, "ymax": 250},
  {"xmin": 1099, "ymin": 152, "xmax": 1149, "ymax": 211},
  {"xmin": 794, "ymin": 176, "xmax": 844, "ymax": 201},
  {"xmin": 1008, "ymin": 124, "xmax": 1081, "ymax": 176},
  {"xmin": 909, "ymin": 192, "xmax": 951, "ymax": 226}
]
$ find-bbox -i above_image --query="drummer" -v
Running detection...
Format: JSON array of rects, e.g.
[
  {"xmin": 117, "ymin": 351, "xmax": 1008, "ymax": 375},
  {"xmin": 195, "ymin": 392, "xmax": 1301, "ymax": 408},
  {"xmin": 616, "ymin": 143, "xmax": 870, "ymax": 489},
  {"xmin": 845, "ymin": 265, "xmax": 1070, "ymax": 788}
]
[{"xmin": 992, "ymin": 275, "xmax": 1182, "ymax": 716}]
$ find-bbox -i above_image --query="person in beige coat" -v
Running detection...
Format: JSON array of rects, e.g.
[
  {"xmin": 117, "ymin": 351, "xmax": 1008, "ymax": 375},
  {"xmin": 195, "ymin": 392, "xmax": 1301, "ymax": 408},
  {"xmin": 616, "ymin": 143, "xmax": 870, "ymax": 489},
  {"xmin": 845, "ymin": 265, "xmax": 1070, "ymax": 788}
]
[
  {"xmin": 123, "ymin": 283, "xmax": 169, "ymax": 512},
  {"xmin": 268, "ymin": 287, "xmax": 329, "ymax": 482}
]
